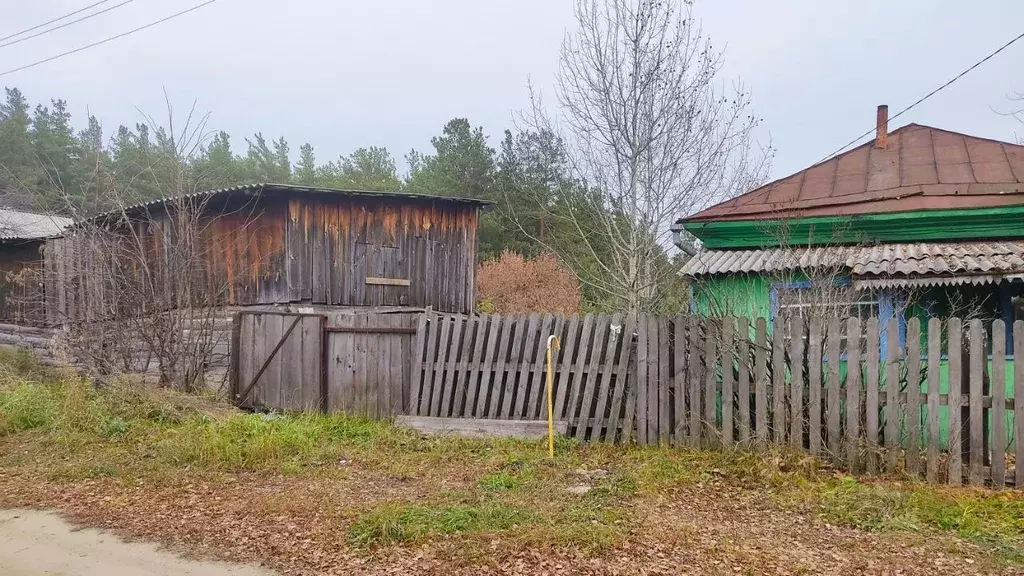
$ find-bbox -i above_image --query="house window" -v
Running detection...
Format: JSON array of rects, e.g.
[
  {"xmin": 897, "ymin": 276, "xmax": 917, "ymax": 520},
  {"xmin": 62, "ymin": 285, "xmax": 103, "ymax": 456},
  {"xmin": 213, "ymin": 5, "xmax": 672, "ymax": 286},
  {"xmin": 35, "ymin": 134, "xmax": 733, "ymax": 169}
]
[{"xmin": 774, "ymin": 282, "xmax": 880, "ymax": 321}]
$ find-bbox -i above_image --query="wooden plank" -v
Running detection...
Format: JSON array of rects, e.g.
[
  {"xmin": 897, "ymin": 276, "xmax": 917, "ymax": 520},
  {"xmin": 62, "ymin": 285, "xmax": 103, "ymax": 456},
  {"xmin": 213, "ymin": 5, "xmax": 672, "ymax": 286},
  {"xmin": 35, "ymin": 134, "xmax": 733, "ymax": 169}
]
[
  {"xmin": 865, "ymin": 317, "xmax": 880, "ymax": 474},
  {"xmin": 552, "ymin": 314, "xmax": 580, "ymax": 421},
  {"xmin": 636, "ymin": 314, "xmax": 649, "ymax": 445},
  {"xmin": 991, "ymin": 320, "xmax": 1006, "ymax": 487},
  {"xmin": 968, "ymin": 319, "xmax": 984, "ymax": 486},
  {"xmin": 673, "ymin": 315, "xmax": 687, "ymax": 447},
  {"xmin": 229, "ymin": 313, "xmax": 242, "ymax": 402},
  {"xmin": 737, "ymin": 317, "xmax": 751, "ymax": 444},
  {"xmin": 826, "ymin": 318, "xmax": 842, "ymax": 457},
  {"xmin": 364, "ymin": 277, "xmax": 411, "ymax": 286},
  {"xmin": 925, "ymin": 317, "xmax": 941, "ymax": 484},
  {"xmin": 688, "ymin": 316, "xmax": 702, "ymax": 443},
  {"xmin": 845, "ymin": 318, "xmax": 862, "ymax": 471},
  {"xmin": 605, "ymin": 314, "xmax": 636, "ymax": 443},
  {"xmin": 527, "ymin": 314, "xmax": 556, "ymax": 419},
  {"xmin": 306, "ymin": 316, "xmax": 325, "ymax": 412},
  {"xmin": 513, "ymin": 313, "xmax": 541, "ymax": 419},
  {"xmin": 428, "ymin": 315, "xmax": 452, "ymax": 417},
  {"xmin": 884, "ymin": 317, "xmax": 900, "ymax": 472},
  {"xmin": 704, "ymin": 319, "xmax": 717, "ymax": 446},
  {"xmin": 281, "ymin": 315, "xmax": 304, "ymax": 410},
  {"xmin": 721, "ymin": 318, "xmax": 735, "ymax": 445},
  {"xmin": 658, "ymin": 316, "xmax": 671, "ymax": 446},
  {"xmin": 771, "ymin": 317, "xmax": 786, "ymax": 445},
  {"xmin": 1015, "ymin": 320, "xmax": 1024, "ymax": 489},
  {"xmin": 947, "ymin": 317, "xmax": 963, "ymax": 486},
  {"xmin": 499, "ymin": 314, "xmax": 527, "ymax": 419},
  {"xmin": 567, "ymin": 314, "xmax": 596, "ymax": 437},
  {"xmin": 807, "ymin": 316, "xmax": 822, "ymax": 454},
  {"xmin": 463, "ymin": 314, "xmax": 489, "ymax": 418},
  {"xmin": 488, "ymin": 313, "xmax": 516, "ymax": 418},
  {"xmin": 453, "ymin": 315, "xmax": 480, "ymax": 417},
  {"xmin": 754, "ymin": 318, "xmax": 768, "ymax": 447},
  {"xmin": 408, "ymin": 312, "xmax": 429, "ymax": 414},
  {"xmin": 236, "ymin": 314, "xmax": 253, "ymax": 406},
  {"xmin": 575, "ymin": 315, "xmax": 610, "ymax": 441},
  {"xmin": 905, "ymin": 317, "xmax": 922, "ymax": 477},
  {"xmin": 395, "ymin": 415, "xmax": 568, "ymax": 440},
  {"xmin": 419, "ymin": 313, "xmax": 440, "ymax": 412},
  {"xmin": 356, "ymin": 315, "xmax": 372, "ymax": 417},
  {"xmin": 786, "ymin": 313, "xmax": 802, "ymax": 448},
  {"xmin": 475, "ymin": 314, "xmax": 503, "ymax": 418},
  {"xmin": 589, "ymin": 313, "xmax": 618, "ymax": 436},
  {"xmin": 375, "ymin": 315, "xmax": 390, "ymax": 417},
  {"xmin": 440, "ymin": 314, "xmax": 465, "ymax": 418}
]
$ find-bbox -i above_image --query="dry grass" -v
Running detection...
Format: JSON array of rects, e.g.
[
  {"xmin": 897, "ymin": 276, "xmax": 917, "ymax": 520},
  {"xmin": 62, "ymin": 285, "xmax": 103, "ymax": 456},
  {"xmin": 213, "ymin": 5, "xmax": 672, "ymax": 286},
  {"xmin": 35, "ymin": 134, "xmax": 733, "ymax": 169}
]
[{"xmin": 0, "ymin": 348, "xmax": 1020, "ymax": 574}]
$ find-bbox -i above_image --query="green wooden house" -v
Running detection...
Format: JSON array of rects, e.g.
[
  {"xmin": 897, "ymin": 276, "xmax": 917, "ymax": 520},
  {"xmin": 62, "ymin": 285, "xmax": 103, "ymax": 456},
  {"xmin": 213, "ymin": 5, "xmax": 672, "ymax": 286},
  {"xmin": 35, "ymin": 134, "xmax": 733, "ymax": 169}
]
[{"xmin": 678, "ymin": 107, "xmax": 1024, "ymax": 354}]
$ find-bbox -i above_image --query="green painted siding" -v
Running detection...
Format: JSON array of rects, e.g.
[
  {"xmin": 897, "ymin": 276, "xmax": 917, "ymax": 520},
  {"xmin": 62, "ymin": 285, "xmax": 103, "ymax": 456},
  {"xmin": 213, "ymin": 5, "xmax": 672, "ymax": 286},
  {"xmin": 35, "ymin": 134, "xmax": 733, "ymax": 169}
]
[
  {"xmin": 692, "ymin": 273, "xmax": 772, "ymax": 319},
  {"xmin": 684, "ymin": 205, "xmax": 1024, "ymax": 249}
]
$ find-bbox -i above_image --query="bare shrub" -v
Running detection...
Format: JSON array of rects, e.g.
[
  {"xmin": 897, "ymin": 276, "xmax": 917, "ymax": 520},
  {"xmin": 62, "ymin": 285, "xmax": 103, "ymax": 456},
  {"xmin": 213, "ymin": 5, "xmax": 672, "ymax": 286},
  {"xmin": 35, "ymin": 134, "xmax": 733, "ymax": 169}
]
[{"xmin": 477, "ymin": 250, "xmax": 583, "ymax": 315}]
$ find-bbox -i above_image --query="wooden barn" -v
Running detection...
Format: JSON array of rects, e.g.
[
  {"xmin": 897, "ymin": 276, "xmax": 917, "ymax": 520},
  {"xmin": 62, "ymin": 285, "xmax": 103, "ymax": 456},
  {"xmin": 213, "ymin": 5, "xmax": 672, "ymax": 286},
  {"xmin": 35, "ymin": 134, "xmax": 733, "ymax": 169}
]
[
  {"xmin": 42, "ymin": 183, "xmax": 490, "ymax": 323},
  {"xmin": 0, "ymin": 209, "xmax": 72, "ymax": 324}
]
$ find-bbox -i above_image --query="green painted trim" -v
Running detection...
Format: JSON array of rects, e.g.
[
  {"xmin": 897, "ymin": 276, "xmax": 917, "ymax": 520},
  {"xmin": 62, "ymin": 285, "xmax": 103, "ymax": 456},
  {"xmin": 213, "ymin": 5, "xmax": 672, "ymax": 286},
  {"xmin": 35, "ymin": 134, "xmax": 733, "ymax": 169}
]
[{"xmin": 684, "ymin": 205, "xmax": 1024, "ymax": 249}]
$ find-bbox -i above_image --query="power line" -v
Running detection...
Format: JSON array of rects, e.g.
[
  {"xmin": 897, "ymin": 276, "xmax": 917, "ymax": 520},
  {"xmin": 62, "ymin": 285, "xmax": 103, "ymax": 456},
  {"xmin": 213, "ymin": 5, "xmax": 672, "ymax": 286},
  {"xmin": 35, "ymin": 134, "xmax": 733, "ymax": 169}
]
[
  {"xmin": 0, "ymin": 0, "xmax": 111, "ymax": 44},
  {"xmin": 817, "ymin": 29, "xmax": 1024, "ymax": 163},
  {"xmin": 0, "ymin": 0, "xmax": 221, "ymax": 79},
  {"xmin": 0, "ymin": 0, "xmax": 138, "ymax": 51}
]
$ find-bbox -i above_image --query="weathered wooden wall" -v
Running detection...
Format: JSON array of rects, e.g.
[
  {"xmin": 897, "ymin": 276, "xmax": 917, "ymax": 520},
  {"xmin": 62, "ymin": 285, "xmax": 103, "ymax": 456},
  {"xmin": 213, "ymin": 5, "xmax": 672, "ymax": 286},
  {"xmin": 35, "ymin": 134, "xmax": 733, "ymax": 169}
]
[
  {"xmin": 43, "ymin": 192, "xmax": 481, "ymax": 323},
  {"xmin": 0, "ymin": 241, "xmax": 46, "ymax": 324}
]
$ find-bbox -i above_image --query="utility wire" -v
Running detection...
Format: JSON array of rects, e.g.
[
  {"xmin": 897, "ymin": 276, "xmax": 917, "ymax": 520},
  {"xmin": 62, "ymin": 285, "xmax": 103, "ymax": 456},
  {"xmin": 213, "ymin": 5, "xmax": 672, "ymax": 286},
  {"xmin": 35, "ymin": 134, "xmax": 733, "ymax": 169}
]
[
  {"xmin": 817, "ymin": 29, "xmax": 1024, "ymax": 164},
  {"xmin": 0, "ymin": 0, "xmax": 138, "ymax": 50},
  {"xmin": 0, "ymin": 0, "xmax": 221, "ymax": 78},
  {"xmin": 0, "ymin": 0, "xmax": 110, "ymax": 43}
]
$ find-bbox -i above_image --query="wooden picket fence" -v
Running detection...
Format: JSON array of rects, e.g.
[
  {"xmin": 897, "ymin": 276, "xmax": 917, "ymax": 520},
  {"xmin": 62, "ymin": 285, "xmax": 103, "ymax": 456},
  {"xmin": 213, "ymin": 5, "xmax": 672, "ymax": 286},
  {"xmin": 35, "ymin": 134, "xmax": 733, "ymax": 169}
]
[
  {"xmin": 409, "ymin": 312, "xmax": 1022, "ymax": 488},
  {"xmin": 409, "ymin": 312, "xmax": 636, "ymax": 442}
]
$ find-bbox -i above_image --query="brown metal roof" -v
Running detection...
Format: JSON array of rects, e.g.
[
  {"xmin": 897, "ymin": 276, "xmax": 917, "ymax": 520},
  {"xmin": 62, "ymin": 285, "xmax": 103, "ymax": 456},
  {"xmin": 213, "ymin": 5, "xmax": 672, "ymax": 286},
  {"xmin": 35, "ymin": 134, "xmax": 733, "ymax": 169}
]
[
  {"xmin": 680, "ymin": 240, "xmax": 1024, "ymax": 278},
  {"xmin": 684, "ymin": 124, "xmax": 1024, "ymax": 222}
]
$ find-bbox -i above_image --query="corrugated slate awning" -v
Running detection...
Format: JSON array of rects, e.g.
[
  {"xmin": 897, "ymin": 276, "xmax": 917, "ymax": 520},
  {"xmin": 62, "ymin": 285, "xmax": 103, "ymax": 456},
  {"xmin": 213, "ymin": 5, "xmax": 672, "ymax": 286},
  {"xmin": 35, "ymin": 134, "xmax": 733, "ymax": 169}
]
[
  {"xmin": 681, "ymin": 241, "xmax": 1024, "ymax": 285},
  {"xmin": 0, "ymin": 209, "xmax": 73, "ymax": 240}
]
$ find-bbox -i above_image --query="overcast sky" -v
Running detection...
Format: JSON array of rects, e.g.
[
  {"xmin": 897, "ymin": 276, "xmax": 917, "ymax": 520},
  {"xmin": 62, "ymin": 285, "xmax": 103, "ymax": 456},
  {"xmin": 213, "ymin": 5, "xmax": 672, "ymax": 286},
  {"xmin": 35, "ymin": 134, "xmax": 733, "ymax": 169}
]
[{"xmin": 3, "ymin": 0, "xmax": 1024, "ymax": 181}]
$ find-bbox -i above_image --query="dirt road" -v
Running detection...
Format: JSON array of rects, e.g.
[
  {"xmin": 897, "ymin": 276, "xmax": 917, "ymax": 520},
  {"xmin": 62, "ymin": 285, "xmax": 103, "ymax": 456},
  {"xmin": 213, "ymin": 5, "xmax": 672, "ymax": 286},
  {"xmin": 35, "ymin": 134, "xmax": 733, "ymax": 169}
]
[{"xmin": 0, "ymin": 509, "xmax": 274, "ymax": 576}]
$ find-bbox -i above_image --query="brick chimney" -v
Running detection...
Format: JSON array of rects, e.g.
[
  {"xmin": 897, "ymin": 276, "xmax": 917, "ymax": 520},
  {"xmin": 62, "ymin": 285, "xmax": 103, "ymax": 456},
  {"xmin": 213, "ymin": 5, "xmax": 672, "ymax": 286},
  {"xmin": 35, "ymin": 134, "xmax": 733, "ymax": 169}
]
[{"xmin": 876, "ymin": 104, "xmax": 889, "ymax": 149}]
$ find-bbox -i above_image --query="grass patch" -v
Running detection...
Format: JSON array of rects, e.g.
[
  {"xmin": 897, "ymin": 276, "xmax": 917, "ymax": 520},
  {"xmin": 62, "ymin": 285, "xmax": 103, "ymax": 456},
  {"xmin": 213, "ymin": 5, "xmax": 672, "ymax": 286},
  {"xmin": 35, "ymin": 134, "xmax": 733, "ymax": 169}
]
[
  {"xmin": 349, "ymin": 501, "xmax": 538, "ymax": 547},
  {"xmin": 809, "ymin": 476, "xmax": 1024, "ymax": 563}
]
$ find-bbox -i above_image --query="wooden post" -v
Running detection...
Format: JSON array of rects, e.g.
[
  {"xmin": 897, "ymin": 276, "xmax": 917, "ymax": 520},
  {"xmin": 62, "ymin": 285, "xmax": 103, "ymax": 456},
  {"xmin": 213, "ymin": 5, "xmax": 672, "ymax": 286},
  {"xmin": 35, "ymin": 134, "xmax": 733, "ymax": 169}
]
[
  {"xmin": 947, "ymin": 317, "xmax": 963, "ymax": 486},
  {"xmin": 905, "ymin": 318, "xmax": 922, "ymax": 477},
  {"xmin": 925, "ymin": 318, "xmax": 941, "ymax": 483},
  {"xmin": 790, "ymin": 315, "xmax": 806, "ymax": 450},
  {"xmin": 865, "ymin": 317, "xmax": 880, "ymax": 474},
  {"xmin": 754, "ymin": 318, "xmax": 768, "ymax": 447},
  {"xmin": 229, "ymin": 312, "xmax": 242, "ymax": 402},
  {"xmin": 884, "ymin": 318, "xmax": 899, "ymax": 472},
  {"xmin": 845, "ymin": 318, "xmax": 862, "ymax": 472},
  {"xmin": 968, "ymin": 319, "xmax": 984, "ymax": 486},
  {"xmin": 991, "ymin": 320, "xmax": 1006, "ymax": 487}
]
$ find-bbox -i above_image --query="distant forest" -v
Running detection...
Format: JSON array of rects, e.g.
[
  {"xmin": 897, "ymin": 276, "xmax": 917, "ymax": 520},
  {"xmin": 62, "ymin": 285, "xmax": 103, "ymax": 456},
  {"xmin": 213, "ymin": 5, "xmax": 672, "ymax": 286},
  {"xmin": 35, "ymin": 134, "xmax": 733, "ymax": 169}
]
[{"xmin": 0, "ymin": 87, "xmax": 683, "ymax": 310}]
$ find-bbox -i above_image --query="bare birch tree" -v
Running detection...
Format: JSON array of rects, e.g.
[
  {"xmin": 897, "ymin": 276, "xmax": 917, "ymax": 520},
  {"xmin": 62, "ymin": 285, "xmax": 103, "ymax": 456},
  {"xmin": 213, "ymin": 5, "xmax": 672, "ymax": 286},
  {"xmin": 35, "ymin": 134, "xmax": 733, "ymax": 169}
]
[{"xmin": 513, "ymin": 0, "xmax": 771, "ymax": 313}]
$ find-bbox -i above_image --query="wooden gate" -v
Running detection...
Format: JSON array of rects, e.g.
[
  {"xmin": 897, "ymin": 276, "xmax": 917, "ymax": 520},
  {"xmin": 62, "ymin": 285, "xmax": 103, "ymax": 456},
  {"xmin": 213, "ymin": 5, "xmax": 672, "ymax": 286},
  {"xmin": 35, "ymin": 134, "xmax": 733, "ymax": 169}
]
[
  {"xmin": 232, "ymin": 312, "xmax": 325, "ymax": 411},
  {"xmin": 231, "ymin": 310, "xmax": 417, "ymax": 416},
  {"xmin": 325, "ymin": 314, "xmax": 417, "ymax": 417}
]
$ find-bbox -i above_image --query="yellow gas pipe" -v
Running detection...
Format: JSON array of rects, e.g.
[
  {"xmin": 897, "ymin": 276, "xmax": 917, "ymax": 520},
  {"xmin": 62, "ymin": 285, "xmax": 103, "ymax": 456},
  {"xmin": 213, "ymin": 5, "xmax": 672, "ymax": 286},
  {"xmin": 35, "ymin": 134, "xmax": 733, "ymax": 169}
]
[{"xmin": 545, "ymin": 334, "xmax": 560, "ymax": 458}]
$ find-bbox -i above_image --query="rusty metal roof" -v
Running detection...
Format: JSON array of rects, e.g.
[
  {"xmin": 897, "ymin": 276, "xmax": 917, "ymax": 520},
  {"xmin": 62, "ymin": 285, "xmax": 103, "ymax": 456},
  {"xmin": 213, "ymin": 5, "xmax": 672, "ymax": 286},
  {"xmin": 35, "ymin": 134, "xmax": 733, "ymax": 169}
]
[
  {"xmin": 683, "ymin": 124, "xmax": 1024, "ymax": 222},
  {"xmin": 680, "ymin": 240, "xmax": 1024, "ymax": 279}
]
